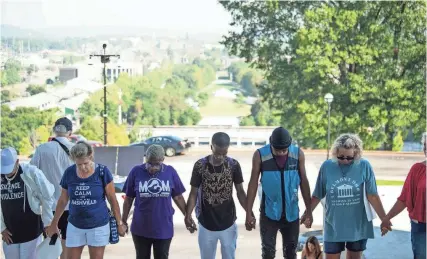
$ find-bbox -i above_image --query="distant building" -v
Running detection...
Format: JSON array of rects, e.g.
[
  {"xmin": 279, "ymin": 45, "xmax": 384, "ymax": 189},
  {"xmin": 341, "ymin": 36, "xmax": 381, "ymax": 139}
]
[
  {"xmin": 59, "ymin": 67, "xmax": 78, "ymax": 82},
  {"xmin": 6, "ymin": 92, "xmax": 59, "ymax": 111},
  {"xmin": 104, "ymin": 62, "xmax": 144, "ymax": 83}
]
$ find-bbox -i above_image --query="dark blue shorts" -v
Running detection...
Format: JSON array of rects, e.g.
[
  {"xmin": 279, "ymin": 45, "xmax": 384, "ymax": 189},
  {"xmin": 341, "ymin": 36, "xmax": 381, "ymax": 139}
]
[{"xmin": 324, "ymin": 239, "xmax": 368, "ymax": 254}]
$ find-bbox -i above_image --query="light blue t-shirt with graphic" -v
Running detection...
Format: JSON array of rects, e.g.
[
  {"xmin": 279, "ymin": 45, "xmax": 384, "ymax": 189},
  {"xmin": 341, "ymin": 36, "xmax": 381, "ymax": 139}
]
[{"xmin": 313, "ymin": 158, "xmax": 378, "ymax": 242}]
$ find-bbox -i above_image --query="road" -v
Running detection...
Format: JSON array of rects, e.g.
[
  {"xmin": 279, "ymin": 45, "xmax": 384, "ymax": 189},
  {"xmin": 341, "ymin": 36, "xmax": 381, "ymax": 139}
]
[{"xmin": 167, "ymin": 148, "xmax": 423, "ymax": 181}]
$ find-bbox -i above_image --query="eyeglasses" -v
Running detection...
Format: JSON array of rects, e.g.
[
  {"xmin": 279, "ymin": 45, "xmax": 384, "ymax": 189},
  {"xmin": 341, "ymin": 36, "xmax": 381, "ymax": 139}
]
[
  {"xmin": 337, "ymin": 156, "xmax": 355, "ymax": 161},
  {"xmin": 147, "ymin": 162, "xmax": 162, "ymax": 167}
]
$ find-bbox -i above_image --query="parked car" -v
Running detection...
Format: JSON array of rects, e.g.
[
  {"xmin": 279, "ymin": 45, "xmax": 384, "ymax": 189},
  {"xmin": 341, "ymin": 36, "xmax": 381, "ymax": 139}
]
[
  {"xmin": 47, "ymin": 134, "xmax": 103, "ymax": 147},
  {"xmin": 130, "ymin": 135, "xmax": 191, "ymax": 157}
]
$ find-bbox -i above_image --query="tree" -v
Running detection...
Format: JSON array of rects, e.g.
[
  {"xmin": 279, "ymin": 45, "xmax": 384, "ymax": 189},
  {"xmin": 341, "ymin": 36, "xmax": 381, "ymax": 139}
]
[
  {"xmin": 220, "ymin": 1, "xmax": 426, "ymax": 149},
  {"xmin": 26, "ymin": 85, "xmax": 46, "ymax": 95},
  {"xmin": 29, "ymin": 125, "xmax": 50, "ymax": 149},
  {"xmin": 2, "ymin": 59, "xmax": 22, "ymax": 85},
  {"xmin": 1, "ymin": 90, "xmax": 12, "ymax": 103},
  {"xmin": 26, "ymin": 64, "xmax": 39, "ymax": 76},
  {"xmin": 77, "ymin": 117, "xmax": 130, "ymax": 146},
  {"xmin": 1, "ymin": 105, "xmax": 58, "ymax": 154}
]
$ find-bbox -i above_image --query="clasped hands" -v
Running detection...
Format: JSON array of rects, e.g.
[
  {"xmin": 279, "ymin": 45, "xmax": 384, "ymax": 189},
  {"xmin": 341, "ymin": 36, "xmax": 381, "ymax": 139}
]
[{"xmin": 300, "ymin": 210, "xmax": 313, "ymax": 228}]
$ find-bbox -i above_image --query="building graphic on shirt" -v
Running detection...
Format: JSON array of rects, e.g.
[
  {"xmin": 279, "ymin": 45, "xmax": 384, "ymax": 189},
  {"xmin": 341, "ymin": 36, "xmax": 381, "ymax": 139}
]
[
  {"xmin": 139, "ymin": 178, "xmax": 170, "ymax": 198},
  {"xmin": 337, "ymin": 184, "xmax": 354, "ymax": 198}
]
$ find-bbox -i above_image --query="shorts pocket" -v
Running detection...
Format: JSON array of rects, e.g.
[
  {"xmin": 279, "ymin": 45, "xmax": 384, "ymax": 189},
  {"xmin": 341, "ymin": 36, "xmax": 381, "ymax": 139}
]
[{"xmin": 88, "ymin": 224, "xmax": 110, "ymax": 247}]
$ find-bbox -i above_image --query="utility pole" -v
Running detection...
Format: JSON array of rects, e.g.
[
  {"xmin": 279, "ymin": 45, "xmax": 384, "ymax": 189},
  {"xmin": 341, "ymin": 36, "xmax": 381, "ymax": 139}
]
[{"xmin": 89, "ymin": 44, "xmax": 120, "ymax": 145}]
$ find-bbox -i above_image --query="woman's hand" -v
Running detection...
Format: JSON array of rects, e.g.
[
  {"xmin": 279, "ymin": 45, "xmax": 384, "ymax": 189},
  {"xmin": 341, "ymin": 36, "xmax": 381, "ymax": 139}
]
[
  {"xmin": 380, "ymin": 216, "xmax": 393, "ymax": 236},
  {"xmin": 1, "ymin": 229, "xmax": 13, "ymax": 245},
  {"xmin": 184, "ymin": 215, "xmax": 197, "ymax": 233},
  {"xmin": 118, "ymin": 224, "xmax": 127, "ymax": 237},
  {"xmin": 46, "ymin": 224, "xmax": 60, "ymax": 238}
]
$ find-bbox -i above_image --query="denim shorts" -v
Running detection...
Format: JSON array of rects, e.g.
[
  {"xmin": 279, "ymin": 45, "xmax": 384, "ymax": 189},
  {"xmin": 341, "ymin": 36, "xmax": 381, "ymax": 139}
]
[
  {"xmin": 324, "ymin": 239, "xmax": 367, "ymax": 254},
  {"xmin": 66, "ymin": 222, "xmax": 110, "ymax": 248}
]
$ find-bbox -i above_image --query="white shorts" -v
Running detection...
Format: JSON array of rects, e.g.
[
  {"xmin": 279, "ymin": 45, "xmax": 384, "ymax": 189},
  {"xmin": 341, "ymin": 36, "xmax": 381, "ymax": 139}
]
[{"xmin": 66, "ymin": 222, "xmax": 110, "ymax": 247}]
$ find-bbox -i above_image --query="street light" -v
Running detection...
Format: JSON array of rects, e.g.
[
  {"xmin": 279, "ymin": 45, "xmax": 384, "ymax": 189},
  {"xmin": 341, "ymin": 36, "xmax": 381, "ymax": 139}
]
[
  {"xmin": 324, "ymin": 93, "xmax": 334, "ymax": 159},
  {"xmin": 89, "ymin": 44, "xmax": 120, "ymax": 145}
]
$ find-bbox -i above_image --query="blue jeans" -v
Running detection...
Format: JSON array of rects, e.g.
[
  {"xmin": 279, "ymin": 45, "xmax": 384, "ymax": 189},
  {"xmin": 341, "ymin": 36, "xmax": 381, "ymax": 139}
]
[
  {"xmin": 198, "ymin": 223, "xmax": 237, "ymax": 259},
  {"xmin": 411, "ymin": 220, "xmax": 426, "ymax": 259}
]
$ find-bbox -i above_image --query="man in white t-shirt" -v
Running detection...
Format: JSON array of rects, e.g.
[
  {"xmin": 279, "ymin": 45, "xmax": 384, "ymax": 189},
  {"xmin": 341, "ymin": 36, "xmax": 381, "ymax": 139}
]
[{"xmin": 30, "ymin": 117, "xmax": 74, "ymax": 259}]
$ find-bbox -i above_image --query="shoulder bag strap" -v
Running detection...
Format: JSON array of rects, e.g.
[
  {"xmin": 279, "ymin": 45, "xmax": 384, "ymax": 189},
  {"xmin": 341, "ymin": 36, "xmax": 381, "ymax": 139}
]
[{"xmin": 51, "ymin": 138, "xmax": 70, "ymax": 156}]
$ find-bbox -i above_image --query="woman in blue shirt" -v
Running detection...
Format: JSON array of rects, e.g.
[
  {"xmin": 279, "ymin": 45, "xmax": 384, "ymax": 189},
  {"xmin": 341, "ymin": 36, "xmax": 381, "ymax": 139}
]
[
  {"xmin": 46, "ymin": 141, "xmax": 127, "ymax": 259},
  {"xmin": 301, "ymin": 134, "xmax": 391, "ymax": 259}
]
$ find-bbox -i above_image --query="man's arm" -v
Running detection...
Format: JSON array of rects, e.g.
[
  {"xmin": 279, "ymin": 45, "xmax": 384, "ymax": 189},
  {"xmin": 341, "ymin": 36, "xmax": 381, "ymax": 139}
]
[
  {"xmin": 245, "ymin": 151, "xmax": 261, "ymax": 229},
  {"xmin": 173, "ymin": 195, "xmax": 187, "ymax": 216},
  {"xmin": 298, "ymin": 150, "xmax": 312, "ymax": 224},
  {"xmin": 235, "ymin": 183, "xmax": 248, "ymax": 212},
  {"xmin": 185, "ymin": 187, "xmax": 198, "ymax": 217},
  {"xmin": 185, "ymin": 186, "xmax": 198, "ymax": 232}
]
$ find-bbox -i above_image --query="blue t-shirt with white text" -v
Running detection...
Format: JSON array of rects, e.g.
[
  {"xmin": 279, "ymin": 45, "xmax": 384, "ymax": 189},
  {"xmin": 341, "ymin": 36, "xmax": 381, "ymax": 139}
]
[
  {"xmin": 60, "ymin": 164, "xmax": 113, "ymax": 229},
  {"xmin": 313, "ymin": 159, "xmax": 378, "ymax": 242}
]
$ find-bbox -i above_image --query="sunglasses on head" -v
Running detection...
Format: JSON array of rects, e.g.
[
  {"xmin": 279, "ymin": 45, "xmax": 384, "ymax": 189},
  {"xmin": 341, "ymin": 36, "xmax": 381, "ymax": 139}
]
[{"xmin": 337, "ymin": 156, "xmax": 355, "ymax": 161}]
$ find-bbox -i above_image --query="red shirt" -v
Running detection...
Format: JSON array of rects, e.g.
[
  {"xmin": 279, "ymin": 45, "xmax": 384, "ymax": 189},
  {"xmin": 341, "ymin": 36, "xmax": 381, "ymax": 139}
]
[{"xmin": 397, "ymin": 162, "xmax": 426, "ymax": 223}]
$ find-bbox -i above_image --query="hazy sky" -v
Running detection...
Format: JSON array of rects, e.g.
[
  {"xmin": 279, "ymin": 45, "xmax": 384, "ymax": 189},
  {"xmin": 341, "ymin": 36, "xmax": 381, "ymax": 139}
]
[{"xmin": 1, "ymin": 0, "xmax": 232, "ymax": 33}]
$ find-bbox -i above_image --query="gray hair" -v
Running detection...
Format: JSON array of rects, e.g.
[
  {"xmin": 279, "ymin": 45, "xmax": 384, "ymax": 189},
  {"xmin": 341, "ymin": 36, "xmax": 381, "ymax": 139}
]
[
  {"xmin": 70, "ymin": 141, "xmax": 94, "ymax": 160},
  {"xmin": 146, "ymin": 144, "xmax": 165, "ymax": 161},
  {"xmin": 422, "ymin": 132, "xmax": 427, "ymax": 146},
  {"xmin": 331, "ymin": 133, "xmax": 363, "ymax": 160}
]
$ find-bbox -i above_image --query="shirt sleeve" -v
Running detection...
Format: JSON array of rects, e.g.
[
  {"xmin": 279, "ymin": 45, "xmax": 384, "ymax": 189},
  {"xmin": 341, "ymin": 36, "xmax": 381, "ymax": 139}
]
[
  {"xmin": 29, "ymin": 148, "xmax": 40, "ymax": 168},
  {"xmin": 364, "ymin": 160, "xmax": 378, "ymax": 195},
  {"xmin": 313, "ymin": 163, "xmax": 327, "ymax": 199},
  {"xmin": 124, "ymin": 167, "xmax": 137, "ymax": 198},
  {"xmin": 232, "ymin": 160, "xmax": 244, "ymax": 185},
  {"xmin": 397, "ymin": 164, "xmax": 418, "ymax": 206},
  {"xmin": 171, "ymin": 167, "xmax": 186, "ymax": 197},
  {"xmin": 60, "ymin": 167, "xmax": 70, "ymax": 190},
  {"xmin": 190, "ymin": 160, "xmax": 202, "ymax": 188},
  {"xmin": 101, "ymin": 166, "xmax": 114, "ymax": 185}
]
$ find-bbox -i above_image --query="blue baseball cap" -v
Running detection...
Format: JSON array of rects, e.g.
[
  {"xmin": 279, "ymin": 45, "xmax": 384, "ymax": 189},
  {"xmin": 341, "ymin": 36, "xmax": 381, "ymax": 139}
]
[{"xmin": 1, "ymin": 147, "xmax": 18, "ymax": 175}]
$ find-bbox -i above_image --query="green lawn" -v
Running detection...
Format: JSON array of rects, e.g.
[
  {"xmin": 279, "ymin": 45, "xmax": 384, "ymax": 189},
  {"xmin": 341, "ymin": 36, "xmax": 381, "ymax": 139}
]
[
  {"xmin": 199, "ymin": 96, "xmax": 252, "ymax": 117},
  {"xmin": 198, "ymin": 83, "xmax": 252, "ymax": 117},
  {"xmin": 199, "ymin": 82, "xmax": 237, "ymax": 94},
  {"xmin": 376, "ymin": 179, "xmax": 404, "ymax": 186}
]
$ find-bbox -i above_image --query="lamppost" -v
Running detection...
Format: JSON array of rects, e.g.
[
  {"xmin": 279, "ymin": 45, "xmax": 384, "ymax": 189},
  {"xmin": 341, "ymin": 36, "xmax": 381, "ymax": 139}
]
[
  {"xmin": 89, "ymin": 44, "xmax": 120, "ymax": 145},
  {"xmin": 324, "ymin": 93, "xmax": 334, "ymax": 159}
]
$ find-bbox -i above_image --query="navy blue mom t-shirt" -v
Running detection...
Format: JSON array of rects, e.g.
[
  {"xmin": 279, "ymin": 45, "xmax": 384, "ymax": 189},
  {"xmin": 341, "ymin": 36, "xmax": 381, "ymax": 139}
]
[{"xmin": 60, "ymin": 164, "xmax": 113, "ymax": 229}]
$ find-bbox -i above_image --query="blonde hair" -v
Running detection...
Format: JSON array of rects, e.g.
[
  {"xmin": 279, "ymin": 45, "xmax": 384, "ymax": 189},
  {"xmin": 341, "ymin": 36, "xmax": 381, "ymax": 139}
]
[
  {"xmin": 70, "ymin": 141, "xmax": 94, "ymax": 161},
  {"xmin": 331, "ymin": 133, "xmax": 363, "ymax": 160}
]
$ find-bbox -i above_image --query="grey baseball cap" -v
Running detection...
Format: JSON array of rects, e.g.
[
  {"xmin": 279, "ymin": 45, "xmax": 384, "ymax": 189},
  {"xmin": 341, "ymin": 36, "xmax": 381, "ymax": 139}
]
[{"xmin": 53, "ymin": 117, "xmax": 73, "ymax": 133}]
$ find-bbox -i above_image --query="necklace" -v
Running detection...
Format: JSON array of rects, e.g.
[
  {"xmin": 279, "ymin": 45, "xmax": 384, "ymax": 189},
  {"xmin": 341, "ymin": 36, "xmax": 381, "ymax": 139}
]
[
  {"xmin": 210, "ymin": 156, "xmax": 225, "ymax": 174},
  {"xmin": 5, "ymin": 170, "xmax": 18, "ymax": 183}
]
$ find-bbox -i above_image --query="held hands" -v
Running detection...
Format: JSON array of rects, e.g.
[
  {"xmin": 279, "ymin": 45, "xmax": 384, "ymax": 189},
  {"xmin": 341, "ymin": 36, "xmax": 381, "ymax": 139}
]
[
  {"xmin": 184, "ymin": 215, "xmax": 197, "ymax": 233},
  {"xmin": 118, "ymin": 223, "xmax": 127, "ymax": 237},
  {"xmin": 300, "ymin": 210, "xmax": 313, "ymax": 229},
  {"xmin": 1, "ymin": 229, "xmax": 13, "ymax": 245},
  {"xmin": 245, "ymin": 212, "xmax": 256, "ymax": 231},
  {"xmin": 380, "ymin": 216, "xmax": 393, "ymax": 236},
  {"xmin": 45, "ymin": 224, "xmax": 60, "ymax": 238}
]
